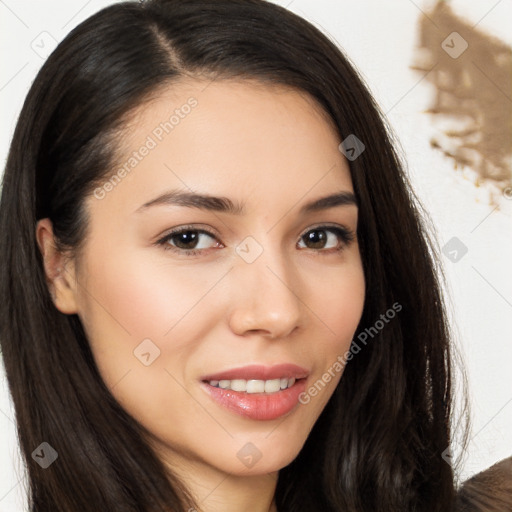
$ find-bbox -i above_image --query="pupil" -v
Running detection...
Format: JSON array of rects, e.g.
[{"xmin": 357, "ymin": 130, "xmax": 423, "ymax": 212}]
[
  {"xmin": 176, "ymin": 231, "xmax": 198, "ymax": 249},
  {"xmin": 307, "ymin": 230, "xmax": 326, "ymax": 249}
]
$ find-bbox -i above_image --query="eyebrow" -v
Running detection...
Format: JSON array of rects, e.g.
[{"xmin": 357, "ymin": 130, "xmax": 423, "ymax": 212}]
[{"xmin": 134, "ymin": 189, "xmax": 357, "ymax": 215}]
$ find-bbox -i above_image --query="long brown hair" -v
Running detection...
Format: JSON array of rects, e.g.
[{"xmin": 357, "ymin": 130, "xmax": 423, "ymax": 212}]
[{"xmin": 0, "ymin": 0, "xmax": 469, "ymax": 510}]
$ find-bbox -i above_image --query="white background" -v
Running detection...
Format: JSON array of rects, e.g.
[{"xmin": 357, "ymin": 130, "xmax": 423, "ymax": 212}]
[{"xmin": 1, "ymin": 1, "xmax": 511, "ymax": 510}]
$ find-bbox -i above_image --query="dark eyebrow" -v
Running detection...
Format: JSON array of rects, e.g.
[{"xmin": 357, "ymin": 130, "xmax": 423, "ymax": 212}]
[{"xmin": 134, "ymin": 189, "xmax": 357, "ymax": 215}]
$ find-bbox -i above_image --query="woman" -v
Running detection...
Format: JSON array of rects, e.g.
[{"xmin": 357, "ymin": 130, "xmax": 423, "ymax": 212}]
[{"xmin": 0, "ymin": 0, "xmax": 469, "ymax": 510}]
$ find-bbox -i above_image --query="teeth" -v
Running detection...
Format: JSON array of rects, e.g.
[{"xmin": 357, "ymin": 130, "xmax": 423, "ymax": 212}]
[
  {"xmin": 230, "ymin": 379, "xmax": 246, "ymax": 392},
  {"xmin": 246, "ymin": 380, "xmax": 265, "ymax": 393},
  {"xmin": 264, "ymin": 378, "xmax": 281, "ymax": 393},
  {"xmin": 207, "ymin": 377, "xmax": 297, "ymax": 393}
]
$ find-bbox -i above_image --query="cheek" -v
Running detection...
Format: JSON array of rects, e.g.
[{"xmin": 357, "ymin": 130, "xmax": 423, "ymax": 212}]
[
  {"xmin": 338, "ymin": 276, "xmax": 365, "ymax": 338},
  {"xmin": 293, "ymin": 264, "xmax": 364, "ymax": 414},
  {"xmin": 76, "ymin": 250, "xmax": 210, "ymax": 430},
  {"xmin": 76, "ymin": 243, "xmax": 236, "ymax": 410},
  {"xmin": 309, "ymin": 259, "xmax": 365, "ymax": 394},
  {"xmin": 80, "ymin": 245, "xmax": 218, "ymax": 346},
  {"xmin": 318, "ymin": 260, "xmax": 365, "ymax": 349}
]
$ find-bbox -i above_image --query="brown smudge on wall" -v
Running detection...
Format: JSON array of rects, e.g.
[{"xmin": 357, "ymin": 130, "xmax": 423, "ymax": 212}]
[{"xmin": 411, "ymin": 1, "xmax": 512, "ymax": 193}]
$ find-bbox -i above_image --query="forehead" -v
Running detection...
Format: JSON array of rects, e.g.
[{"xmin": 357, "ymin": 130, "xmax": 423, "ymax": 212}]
[
  {"xmin": 129, "ymin": 77, "xmax": 340, "ymax": 137},
  {"xmin": 91, "ymin": 78, "xmax": 353, "ymax": 215},
  {"xmin": 117, "ymin": 77, "xmax": 343, "ymax": 162}
]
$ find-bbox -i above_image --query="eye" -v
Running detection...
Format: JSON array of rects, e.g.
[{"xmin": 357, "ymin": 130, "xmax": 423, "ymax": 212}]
[
  {"xmin": 155, "ymin": 224, "xmax": 355, "ymax": 257},
  {"xmin": 297, "ymin": 225, "xmax": 355, "ymax": 253},
  {"xmin": 156, "ymin": 225, "xmax": 221, "ymax": 256}
]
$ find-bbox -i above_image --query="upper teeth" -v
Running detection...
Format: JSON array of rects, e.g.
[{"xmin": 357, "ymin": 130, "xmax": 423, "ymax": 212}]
[{"xmin": 207, "ymin": 377, "xmax": 296, "ymax": 393}]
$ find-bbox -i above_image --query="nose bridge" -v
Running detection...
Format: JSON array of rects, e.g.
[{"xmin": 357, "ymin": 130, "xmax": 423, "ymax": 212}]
[{"xmin": 228, "ymin": 235, "xmax": 302, "ymax": 337}]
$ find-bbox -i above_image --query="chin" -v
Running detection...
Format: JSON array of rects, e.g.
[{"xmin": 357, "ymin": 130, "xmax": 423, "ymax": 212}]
[{"xmin": 212, "ymin": 434, "xmax": 307, "ymax": 476}]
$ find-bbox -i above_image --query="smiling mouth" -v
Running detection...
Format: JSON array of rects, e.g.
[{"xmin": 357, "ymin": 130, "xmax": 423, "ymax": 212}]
[
  {"xmin": 203, "ymin": 377, "xmax": 304, "ymax": 394},
  {"xmin": 199, "ymin": 376, "xmax": 308, "ymax": 421}
]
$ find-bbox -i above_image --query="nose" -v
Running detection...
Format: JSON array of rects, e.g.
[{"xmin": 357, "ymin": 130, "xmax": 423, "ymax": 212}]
[{"xmin": 227, "ymin": 245, "xmax": 303, "ymax": 339}]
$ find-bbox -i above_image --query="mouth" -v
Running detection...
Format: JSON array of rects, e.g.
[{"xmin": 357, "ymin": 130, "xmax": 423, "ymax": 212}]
[
  {"xmin": 204, "ymin": 376, "xmax": 300, "ymax": 394},
  {"xmin": 199, "ymin": 364, "xmax": 309, "ymax": 421}
]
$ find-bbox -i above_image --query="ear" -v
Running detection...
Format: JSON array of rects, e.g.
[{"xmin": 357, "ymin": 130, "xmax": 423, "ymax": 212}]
[{"xmin": 35, "ymin": 218, "xmax": 79, "ymax": 314}]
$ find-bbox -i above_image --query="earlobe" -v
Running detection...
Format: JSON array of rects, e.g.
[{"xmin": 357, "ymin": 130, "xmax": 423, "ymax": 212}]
[{"xmin": 35, "ymin": 218, "xmax": 79, "ymax": 315}]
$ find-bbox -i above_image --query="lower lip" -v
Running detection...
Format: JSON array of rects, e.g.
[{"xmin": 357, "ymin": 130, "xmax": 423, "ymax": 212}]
[{"xmin": 200, "ymin": 379, "xmax": 307, "ymax": 421}]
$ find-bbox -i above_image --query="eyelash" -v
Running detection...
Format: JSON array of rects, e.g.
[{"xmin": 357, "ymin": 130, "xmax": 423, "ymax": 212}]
[{"xmin": 155, "ymin": 224, "xmax": 355, "ymax": 257}]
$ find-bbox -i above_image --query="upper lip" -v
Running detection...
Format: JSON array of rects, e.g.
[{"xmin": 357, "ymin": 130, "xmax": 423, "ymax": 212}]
[{"xmin": 200, "ymin": 364, "xmax": 309, "ymax": 382}]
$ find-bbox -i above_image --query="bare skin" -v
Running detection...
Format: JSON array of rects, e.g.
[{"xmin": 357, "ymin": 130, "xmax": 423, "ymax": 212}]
[{"xmin": 37, "ymin": 78, "xmax": 365, "ymax": 512}]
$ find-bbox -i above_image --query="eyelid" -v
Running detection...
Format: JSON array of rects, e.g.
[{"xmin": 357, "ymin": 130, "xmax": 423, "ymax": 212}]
[
  {"xmin": 155, "ymin": 224, "xmax": 220, "ymax": 244},
  {"xmin": 301, "ymin": 222, "xmax": 353, "ymax": 236}
]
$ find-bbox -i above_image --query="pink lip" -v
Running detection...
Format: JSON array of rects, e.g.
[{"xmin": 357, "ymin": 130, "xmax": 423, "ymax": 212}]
[
  {"xmin": 199, "ymin": 364, "xmax": 310, "ymax": 421},
  {"xmin": 200, "ymin": 363, "xmax": 309, "ymax": 382},
  {"xmin": 200, "ymin": 378, "xmax": 308, "ymax": 421}
]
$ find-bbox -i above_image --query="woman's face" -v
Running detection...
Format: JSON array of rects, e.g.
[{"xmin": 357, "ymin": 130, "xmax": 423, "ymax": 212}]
[{"xmin": 56, "ymin": 79, "xmax": 365, "ymax": 477}]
